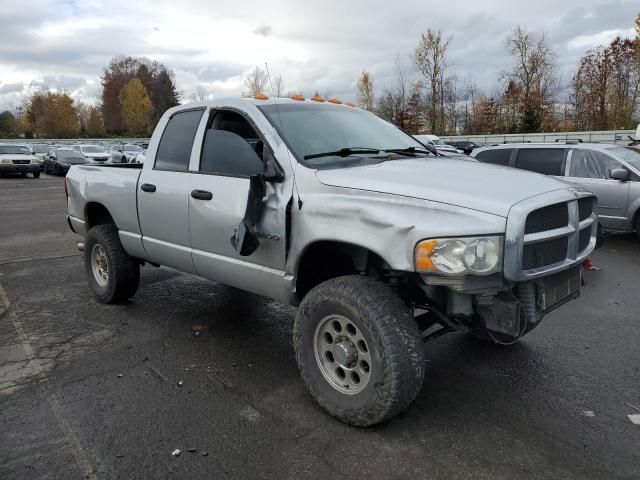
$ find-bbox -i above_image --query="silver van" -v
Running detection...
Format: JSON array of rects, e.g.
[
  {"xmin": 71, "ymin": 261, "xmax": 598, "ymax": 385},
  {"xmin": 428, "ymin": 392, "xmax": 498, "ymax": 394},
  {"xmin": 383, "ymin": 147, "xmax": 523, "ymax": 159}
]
[{"xmin": 472, "ymin": 143, "xmax": 640, "ymax": 240}]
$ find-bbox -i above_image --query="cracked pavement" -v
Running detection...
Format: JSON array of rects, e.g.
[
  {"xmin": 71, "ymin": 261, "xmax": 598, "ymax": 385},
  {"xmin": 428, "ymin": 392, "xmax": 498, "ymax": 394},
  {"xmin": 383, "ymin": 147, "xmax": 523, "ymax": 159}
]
[{"xmin": 1, "ymin": 174, "xmax": 639, "ymax": 479}]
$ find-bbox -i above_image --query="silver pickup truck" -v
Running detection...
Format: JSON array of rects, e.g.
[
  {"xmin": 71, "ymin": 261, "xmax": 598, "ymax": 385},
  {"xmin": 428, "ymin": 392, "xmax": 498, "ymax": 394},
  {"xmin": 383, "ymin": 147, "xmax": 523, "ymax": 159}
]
[{"xmin": 66, "ymin": 97, "xmax": 597, "ymax": 426}]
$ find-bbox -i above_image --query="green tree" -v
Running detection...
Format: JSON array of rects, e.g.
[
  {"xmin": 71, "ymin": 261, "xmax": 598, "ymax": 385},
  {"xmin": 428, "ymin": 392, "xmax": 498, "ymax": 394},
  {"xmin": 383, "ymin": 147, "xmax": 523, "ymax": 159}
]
[
  {"xmin": 120, "ymin": 78, "xmax": 152, "ymax": 136},
  {"xmin": 0, "ymin": 111, "xmax": 15, "ymax": 137}
]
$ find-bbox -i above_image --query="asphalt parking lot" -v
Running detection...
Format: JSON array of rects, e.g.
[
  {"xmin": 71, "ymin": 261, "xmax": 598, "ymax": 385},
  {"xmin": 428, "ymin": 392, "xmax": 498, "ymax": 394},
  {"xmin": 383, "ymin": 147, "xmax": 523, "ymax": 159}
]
[{"xmin": 1, "ymin": 174, "xmax": 639, "ymax": 479}]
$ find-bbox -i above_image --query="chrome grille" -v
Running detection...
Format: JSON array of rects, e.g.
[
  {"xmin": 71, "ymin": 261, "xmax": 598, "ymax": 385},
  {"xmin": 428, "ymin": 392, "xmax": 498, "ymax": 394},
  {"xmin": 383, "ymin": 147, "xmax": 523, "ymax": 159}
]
[
  {"xmin": 525, "ymin": 203, "xmax": 568, "ymax": 234},
  {"xmin": 504, "ymin": 191, "xmax": 598, "ymax": 281},
  {"xmin": 12, "ymin": 159, "xmax": 31, "ymax": 165},
  {"xmin": 522, "ymin": 237, "xmax": 568, "ymax": 269},
  {"xmin": 578, "ymin": 227, "xmax": 591, "ymax": 253}
]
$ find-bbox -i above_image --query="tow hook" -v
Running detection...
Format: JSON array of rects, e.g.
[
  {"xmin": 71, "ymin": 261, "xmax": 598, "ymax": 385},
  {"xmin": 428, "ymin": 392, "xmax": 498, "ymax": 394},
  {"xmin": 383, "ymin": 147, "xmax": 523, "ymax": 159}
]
[{"xmin": 77, "ymin": 241, "xmax": 85, "ymax": 252}]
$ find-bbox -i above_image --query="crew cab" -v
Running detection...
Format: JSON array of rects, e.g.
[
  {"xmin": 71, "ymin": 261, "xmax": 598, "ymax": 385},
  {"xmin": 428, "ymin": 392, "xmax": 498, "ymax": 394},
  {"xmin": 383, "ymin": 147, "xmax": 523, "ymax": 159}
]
[{"xmin": 66, "ymin": 96, "xmax": 597, "ymax": 426}]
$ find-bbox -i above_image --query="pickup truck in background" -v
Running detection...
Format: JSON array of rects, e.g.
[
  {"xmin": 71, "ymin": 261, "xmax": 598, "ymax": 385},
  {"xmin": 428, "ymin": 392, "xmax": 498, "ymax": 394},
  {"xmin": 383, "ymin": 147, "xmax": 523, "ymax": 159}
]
[{"xmin": 66, "ymin": 97, "xmax": 597, "ymax": 426}]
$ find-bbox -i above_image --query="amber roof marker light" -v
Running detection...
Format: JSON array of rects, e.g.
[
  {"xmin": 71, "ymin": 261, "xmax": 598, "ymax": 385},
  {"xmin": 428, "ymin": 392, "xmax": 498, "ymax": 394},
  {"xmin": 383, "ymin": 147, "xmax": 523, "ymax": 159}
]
[
  {"xmin": 327, "ymin": 98, "xmax": 342, "ymax": 104},
  {"xmin": 290, "ymin": 94, "xmax": 305, "ymax": 101},
  {"xmin": 310, "ymin": 95, "xmax": 325, "ymax": 102},
  {"xmin": 254, "ymin": 92, "xmax": 269, "ymax": 100}
]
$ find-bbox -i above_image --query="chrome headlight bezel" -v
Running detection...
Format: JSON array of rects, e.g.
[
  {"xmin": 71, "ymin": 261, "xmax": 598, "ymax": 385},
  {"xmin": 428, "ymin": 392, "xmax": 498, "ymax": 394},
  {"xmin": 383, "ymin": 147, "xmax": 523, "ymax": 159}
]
[{"xmin": 415, "ymin": 236, "xmax": 503, "ymax": 276}]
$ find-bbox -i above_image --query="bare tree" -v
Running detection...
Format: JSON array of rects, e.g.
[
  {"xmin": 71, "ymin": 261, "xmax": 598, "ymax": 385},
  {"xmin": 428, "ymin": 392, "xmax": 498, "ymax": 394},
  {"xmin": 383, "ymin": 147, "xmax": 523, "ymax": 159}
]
[
  {"xmin": 242, "ymin": 66, "xmax": 268, "ymax": 97},
  {"xmin": 503, "ymin": 26, "xmax": 558, "ymax": 132},
  {"xmin": 414, "ymin": 29, "xmax": 452, "ymax": 133},
  {"xmin": 272, "ymin": 75, "xmax": 285, "ymax": 97},
  {"xmin": 356, "ymin": 70, "xmax": 375, "ymax": 111},
  {"xmin": 193, "ymin": 85, "xmax": 209, "ymax": 102}
]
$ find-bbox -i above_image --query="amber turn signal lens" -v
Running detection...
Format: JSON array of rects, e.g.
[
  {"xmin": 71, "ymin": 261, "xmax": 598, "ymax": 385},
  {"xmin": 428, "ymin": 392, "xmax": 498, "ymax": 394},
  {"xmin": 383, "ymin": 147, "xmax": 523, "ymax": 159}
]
[{"xmin": 415, "ymin": 240, "xmax": 438, "ymax": 271}]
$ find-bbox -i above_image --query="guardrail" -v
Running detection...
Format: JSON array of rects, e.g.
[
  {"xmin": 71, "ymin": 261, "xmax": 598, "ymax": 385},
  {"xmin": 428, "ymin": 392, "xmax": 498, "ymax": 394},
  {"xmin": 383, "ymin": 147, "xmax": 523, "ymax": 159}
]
[{"xmin": 441, "ymin": 130, "xmax": 637, "ymax": 145}]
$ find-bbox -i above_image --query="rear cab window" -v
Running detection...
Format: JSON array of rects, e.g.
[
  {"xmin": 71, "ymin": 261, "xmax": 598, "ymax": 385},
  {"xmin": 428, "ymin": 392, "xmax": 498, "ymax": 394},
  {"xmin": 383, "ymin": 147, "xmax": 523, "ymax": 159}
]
[
  {"xmin": 154, "ymin": 109, "xmax": 204, "ymax": 171},
  {"xmin": 475, "ymin": 148, "xmax": 513, "ymax": 166},
  {"xmin": 515, "ymin": 148, "xmax": 566, "ymax": 176}
]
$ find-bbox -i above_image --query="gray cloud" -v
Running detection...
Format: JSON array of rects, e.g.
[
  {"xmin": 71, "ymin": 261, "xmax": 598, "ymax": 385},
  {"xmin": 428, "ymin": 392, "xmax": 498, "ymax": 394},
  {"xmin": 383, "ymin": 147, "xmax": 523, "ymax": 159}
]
[
  {"xmin": 253, "ymin": 24, "xmax": 272, "ymax": 37},
  {"xmin": 0, "ymin": 82, "xmax": 24, "ymax": 94}
]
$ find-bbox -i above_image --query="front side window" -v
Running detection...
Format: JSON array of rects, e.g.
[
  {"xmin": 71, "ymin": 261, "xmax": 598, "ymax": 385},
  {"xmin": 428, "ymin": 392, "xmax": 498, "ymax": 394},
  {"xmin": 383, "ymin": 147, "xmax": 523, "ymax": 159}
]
[
  {"xmin": 475, "ymin": 148, "xmax": 513, "ymax": 166},
  {"xmin": 154, "ymin": 109, "xmax": 204, "ymax": 171},
  {"xmin": 515, "ymin": 148, "xmax": 565, "ymax": 175},
  {"xmin": 569, "ymin": 149, "xmax": 621, "ymax": 179},
  {"xmin": 199, "ymin": 110, "xmax": 264, "ymax": 176}
]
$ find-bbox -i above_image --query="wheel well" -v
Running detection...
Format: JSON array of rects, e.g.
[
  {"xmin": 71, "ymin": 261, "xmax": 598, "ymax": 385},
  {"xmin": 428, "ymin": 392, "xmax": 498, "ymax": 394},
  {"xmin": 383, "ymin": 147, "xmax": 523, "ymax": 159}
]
[
  {"xmin": 295, "ymin": 241, "xmax": 389, "ymax": 301},
  {"xmin": 85, "ymin": 203, "xmax": 115, "ymax": 229}
]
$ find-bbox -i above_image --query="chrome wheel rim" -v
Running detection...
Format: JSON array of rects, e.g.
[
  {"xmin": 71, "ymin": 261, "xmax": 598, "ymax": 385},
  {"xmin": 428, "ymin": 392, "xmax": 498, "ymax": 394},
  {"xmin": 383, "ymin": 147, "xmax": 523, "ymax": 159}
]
[
  {"xmin": 313, "ymin": 314, "xmax": 372, "ymax": 394},
  {"xmin": 91, "ymin": 244, "xmax": 109, "ymax": 287}
]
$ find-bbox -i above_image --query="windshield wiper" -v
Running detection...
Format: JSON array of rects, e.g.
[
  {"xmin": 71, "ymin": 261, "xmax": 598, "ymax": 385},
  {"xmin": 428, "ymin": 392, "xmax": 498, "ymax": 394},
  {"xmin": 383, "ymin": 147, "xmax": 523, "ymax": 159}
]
[
  {"xmin": 304, "ymin": 147, "xmax": 380, "ymax": 160},
  {"xmin": 384, "ymin": 146, "xmax": 439, "ymax": 156}
]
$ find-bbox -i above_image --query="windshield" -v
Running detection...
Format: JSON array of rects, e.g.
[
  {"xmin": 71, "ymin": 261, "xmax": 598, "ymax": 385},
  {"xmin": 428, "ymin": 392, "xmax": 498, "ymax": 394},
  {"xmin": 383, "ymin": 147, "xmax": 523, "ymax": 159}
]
[
  {"xmin": 123, "ymin": 145, "xmax": 142, "ymax": 152},
  {"xmin": 0, "ymin": 145, "xmax": 30, "ymax": 155},
  {"xmin": 81, "ymin": 146, "xmax": 104, "ymax": 153},
  {"xmin": 32, "ymin": 144, "xmax": 50, "ymax": 153},
  {"xmin": 608, "ymin": 146, "xmax": 640, "ymax": 171},
  {"xmin": 259, "ymin": 103, "xmax": 425, "ymax": 168}
]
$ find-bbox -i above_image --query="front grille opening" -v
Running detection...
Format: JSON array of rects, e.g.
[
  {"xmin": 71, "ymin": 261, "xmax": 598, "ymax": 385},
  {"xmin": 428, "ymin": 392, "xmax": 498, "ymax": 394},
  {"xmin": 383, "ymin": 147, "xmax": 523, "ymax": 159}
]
[
  {"xmin": 523, "ymin": 237, "xmax": 568, "ymax": 270},
  {"xmin": 578, "ymin": 227, "xmax": 591, "ymax": 252},
  {"xmin": 525, "ymin": 203, "xmax": 569, "ymax": 234},
  {"xmin": 578, "ymin": 197, "xmax": 594, "ymax": 222}
]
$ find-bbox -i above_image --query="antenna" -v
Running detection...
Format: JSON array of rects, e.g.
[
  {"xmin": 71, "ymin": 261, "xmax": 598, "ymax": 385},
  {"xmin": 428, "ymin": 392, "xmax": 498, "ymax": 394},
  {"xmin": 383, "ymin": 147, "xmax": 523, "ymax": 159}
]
[{"xmin": 265, "ymin": 62, "xmax": 302, "ymax": 209}]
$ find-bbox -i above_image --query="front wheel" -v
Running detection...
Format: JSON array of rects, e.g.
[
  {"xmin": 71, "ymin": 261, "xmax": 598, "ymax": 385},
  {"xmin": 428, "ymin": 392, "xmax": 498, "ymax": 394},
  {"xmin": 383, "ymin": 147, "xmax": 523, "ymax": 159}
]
[
  {"xmin": 84, "ymin": 225, "xmax": 140, "ymax": 304},
  {"xmin": 294, "ymin": 275, "xmax": 425, "ymax": 426},
  {"xmin": 33, "ymin": 171, "xmax": 40, "ymax": 178}
]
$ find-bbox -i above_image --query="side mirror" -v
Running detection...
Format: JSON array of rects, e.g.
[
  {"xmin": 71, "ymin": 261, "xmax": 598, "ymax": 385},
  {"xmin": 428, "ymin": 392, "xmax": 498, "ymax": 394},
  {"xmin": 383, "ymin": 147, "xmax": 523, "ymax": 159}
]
[{"xmin": 609, "ymin": 168, "xmax": 629, "ymax": 181}]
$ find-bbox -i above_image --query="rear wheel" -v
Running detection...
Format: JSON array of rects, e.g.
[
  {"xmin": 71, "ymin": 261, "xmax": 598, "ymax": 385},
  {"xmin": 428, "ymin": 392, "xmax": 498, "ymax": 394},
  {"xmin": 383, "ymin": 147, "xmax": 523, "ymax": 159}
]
[
  {"xmin": 84, "ymin": 225, "xmax": 140, "ymax": 304},
  {"xmin": 294, "ymin": 275, "xmax": 425, "ymax": 426},
  {"xmin": 33, "ymin": 171, "xmax": 40, "ymax": 178}
]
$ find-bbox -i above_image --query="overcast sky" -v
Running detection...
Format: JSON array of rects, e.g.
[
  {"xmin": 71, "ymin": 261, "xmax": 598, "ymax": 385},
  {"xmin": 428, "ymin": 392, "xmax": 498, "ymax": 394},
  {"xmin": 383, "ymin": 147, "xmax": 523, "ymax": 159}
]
[{"xmin": 0, "ymin": 0, "xmax": 637, "ymax": 111}]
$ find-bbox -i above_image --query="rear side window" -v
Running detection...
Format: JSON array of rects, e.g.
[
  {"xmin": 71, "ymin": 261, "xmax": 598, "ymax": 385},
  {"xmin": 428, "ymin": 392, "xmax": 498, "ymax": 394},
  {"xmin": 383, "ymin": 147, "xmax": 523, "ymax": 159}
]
[
  {"xmin": 475, "ymin": 148, "xmax": 513, "ymax": 166},
  {"xmin": 569, "ymin": 149, "xmax": 622, "ymax": 179},
  {"xmin": 515, "ymin": 148, "xmax": 565, "ymax": 176},
  {"xmin": 154, "ymin": 109, "xmax": 204, "ymax": 171}
]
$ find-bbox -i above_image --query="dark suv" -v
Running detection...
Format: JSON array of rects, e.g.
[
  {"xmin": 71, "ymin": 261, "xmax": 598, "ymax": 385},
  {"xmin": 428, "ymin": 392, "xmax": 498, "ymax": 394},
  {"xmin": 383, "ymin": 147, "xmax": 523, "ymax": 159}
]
[{"xmin": 472, "ymin": 143, "xmax": 640, "ymax": 239}]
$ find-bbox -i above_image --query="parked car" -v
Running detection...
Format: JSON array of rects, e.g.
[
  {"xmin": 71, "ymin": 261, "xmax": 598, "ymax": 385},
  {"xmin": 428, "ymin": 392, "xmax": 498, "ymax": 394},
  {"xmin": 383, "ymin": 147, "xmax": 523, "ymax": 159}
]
[
  {"xmin": 78, "ymin": 144, "xmax": 110, "ymax": 162},
  {"xmin": 414, "ymin": 134, "xmax": 464, "ymax": 154},
  {"xmin": 29, "ymin": 143, "xmax": 52, "ymax": 169},
  {"xmin": 0, "ymin": 144, "xmax": 40, "ymax": 178},
  {"xmin": 446, "ymin": 140, "xmax": 484, "ymax": 155},
  {"xmin": 67, "ymin": 97, "xmax": 596, "ymax": 427},
  {"xmin": 44, "ymin": 148, "xmax": 89, "ymax": 175},
  {"xmin": 472, "ymin": 143, "xmax": 640, "ymax": 240},
  {"xmin": 109, "ymin": 144, "xmax": 144, "ymax": 163}
]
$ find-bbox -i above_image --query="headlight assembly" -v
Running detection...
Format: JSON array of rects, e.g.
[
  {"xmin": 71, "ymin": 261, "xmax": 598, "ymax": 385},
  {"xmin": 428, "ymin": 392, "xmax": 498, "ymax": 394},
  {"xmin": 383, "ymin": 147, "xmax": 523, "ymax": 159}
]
[{"xmin": 415, "ymin": 236, "xmax": 503, "ymax": 276}]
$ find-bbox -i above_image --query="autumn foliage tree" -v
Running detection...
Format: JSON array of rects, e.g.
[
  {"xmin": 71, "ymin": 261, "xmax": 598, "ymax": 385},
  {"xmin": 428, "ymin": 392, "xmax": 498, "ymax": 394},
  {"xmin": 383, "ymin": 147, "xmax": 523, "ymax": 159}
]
[
  {"xmin": 121, "ymin": 78, "xmax": 153, "ymax": 135},
  {"xmin": 101, "ymin": 55, "xmax": 179, "ymax": 134},
  {"xmin": 357, "ymin": 70, "xmax": 375, "ymax": 111},
  {"xmin": 26, "ymin": 91, "xmax": 78, "ymax": 137}
]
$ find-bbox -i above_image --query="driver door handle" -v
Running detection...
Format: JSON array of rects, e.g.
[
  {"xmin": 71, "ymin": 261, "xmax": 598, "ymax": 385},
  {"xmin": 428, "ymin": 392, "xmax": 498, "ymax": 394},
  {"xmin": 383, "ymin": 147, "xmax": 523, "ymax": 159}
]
[
  {"xmin": 191, "ymin": 189, "xmax": 213, "ymax": 200},
  {"xmin": 140, "ymin": 183, "xmax": 156, "ymax": 193}
]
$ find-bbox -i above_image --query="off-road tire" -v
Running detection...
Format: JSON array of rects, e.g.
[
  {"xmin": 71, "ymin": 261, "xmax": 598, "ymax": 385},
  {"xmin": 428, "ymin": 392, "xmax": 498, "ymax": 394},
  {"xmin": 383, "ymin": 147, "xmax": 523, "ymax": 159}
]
[
  {"xmin": 294, "ymin": 275, "xmax": 425, "ymax": 427},
  {"xmin": 84, "ymin": 225, "xmax": 140, "ymax": 304},
  {"xmin": 33, "ymin": 171, "xmax": 40, "ymax": 178}
]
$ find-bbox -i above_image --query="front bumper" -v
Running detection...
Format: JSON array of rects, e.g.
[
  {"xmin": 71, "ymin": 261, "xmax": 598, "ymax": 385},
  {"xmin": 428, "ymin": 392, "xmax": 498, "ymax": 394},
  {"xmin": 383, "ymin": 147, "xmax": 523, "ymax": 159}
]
[{"xmin": 0, "ymin": 163, "xmax": 39, "ymax": 174}]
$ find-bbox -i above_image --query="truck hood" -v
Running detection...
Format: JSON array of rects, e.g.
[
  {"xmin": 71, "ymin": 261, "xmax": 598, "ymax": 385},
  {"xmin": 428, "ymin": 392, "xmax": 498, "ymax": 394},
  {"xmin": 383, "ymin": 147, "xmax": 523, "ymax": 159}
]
[
  {"xmin": 315, "ymin": 158, "xmax": 569, "ymax": 217},
  {"xmin": 0, "ymin": 153, "xmax": 35, "ymax": 160}
]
